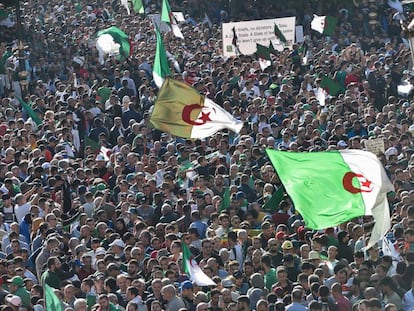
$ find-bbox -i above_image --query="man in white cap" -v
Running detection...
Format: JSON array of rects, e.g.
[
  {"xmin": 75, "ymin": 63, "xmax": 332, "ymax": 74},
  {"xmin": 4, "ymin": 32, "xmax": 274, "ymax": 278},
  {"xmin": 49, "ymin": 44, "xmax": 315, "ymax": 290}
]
[{"xmin": 109, "ymin": 239, "xmax": 126, "ymax": 261}]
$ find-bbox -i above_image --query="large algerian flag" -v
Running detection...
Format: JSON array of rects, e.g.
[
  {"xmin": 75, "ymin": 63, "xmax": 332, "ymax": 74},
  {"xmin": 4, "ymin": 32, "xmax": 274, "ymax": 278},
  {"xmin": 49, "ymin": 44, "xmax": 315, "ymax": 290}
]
[
  {"xmin": 96, "ymin": 26, "xmax": 130, "ymax": 61},
  {"xmin": 311, "ymin": 15, "xmax": 338, "ymax": 36},
  {"xmin": 161, "ymin": 0, "xmax": 184, "ymax": 39},
  {"xmin": 153, "ymin": 26, "xmax": 171, "ymax": 88},
  {"xmin": 45, "ymin": 284, "xmax": 63, "ymax": 311},
  {"xmin": 182, "ymin": 241, "xmax": 215, "ymax": 286},
  {"xmin": 266, "ymin": 149, "xmax": 394, "ymax": 249},
  {"xmin": 150, "ymin": 78, "xmax": 243, "ymax": 139}
]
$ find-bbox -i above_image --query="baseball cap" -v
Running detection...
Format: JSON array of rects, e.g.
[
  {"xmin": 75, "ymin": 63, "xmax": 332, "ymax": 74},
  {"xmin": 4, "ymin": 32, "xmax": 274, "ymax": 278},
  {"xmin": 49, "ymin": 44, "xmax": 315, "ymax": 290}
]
[
  {"xmin": 222, "ymin": 278, "xmax": 234, "ymax": 288},
  {"xmin": 337, "ymin": 140, "xmax": 348, "ymax": 147},
  {"xmin": 7, "ymin": 276, "xmax": 24, "ymax": 287},
  {"xmin": 180, "ymin": 280, "xmax": 193, "ymax": 291},
  {"xmin": 281, "ymin": 240, "xmax": 293, "ymax": 250},
  {"xmin": 128, "ymin": 207, "xmax": 138, "ymax": 215},
  {"xmin": 109, "ymin": 239, "xmax": 125, "ymax": 248},
  {"xmin": 95, "ymin": 247, "xmax": 106, "ymax": 256},
  {"xmin": 308, "ymin": 251, "xmax": 320, "ymax": 260},
  {"xmin": 6, "ymin": 295, "xmax": 22, "ymax": 307},
  {"xmin": 96, "ymin": 183, "xmax": 106, "ymax": 191},
  {"xmin": 261, "ymin": 221, "xmax": 272, "ymax": 230}
]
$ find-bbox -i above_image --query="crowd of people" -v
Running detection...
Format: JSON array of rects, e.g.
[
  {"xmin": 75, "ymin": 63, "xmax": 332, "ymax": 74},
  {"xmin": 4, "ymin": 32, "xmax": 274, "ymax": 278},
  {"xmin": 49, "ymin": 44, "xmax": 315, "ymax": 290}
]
[{"xmin": 0, "ymin": 0, "xmax": 414, "ymax": 310}]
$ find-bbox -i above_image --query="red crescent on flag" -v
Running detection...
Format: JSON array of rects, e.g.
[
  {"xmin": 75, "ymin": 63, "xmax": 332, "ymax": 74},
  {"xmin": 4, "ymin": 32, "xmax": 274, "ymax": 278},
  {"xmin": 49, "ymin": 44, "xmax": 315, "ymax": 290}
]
[
  {"xmin": 182, "ymin": 104, "xmax": 208, "ymax": 126},
  {"xmin": 189, "ymin": 255, "xmax": 196, "ymax": 267},
  {"xmin": 342, "ymin": 172, "xmax": 373, "ymax": 194}
]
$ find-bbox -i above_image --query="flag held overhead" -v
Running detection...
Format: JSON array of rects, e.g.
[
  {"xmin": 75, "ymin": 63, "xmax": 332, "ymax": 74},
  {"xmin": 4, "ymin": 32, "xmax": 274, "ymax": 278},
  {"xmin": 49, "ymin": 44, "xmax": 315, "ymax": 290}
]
[
  {"xmin": 150, "ymin": 78, "xmax": 243, "ymax": 139},
  {"xmin": 266, "ymin": 149, "xmax": 393, "ymax": 249},
  {"xmin": 161, "ymin": 0, "xmax": 184, "ymax": 38},
  {"xmin": 153, "ymin": 26, "xmax": 171, "ymax": 88}
]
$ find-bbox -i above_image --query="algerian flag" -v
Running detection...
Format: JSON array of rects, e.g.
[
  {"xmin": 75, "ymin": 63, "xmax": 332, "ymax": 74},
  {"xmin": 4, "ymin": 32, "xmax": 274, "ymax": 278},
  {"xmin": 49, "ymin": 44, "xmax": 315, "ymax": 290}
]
[
  {"xmin": 16, "ymin": 96, "xmax": 42, "ymax": 126},
  {"xmin": 382, "ymin": 236, "xmax": 401, "ymax": 271},
  {"xmin": 256, "ymin": 44, "xmax": 272, "ymax": 70},
  {"xmin": 320, "ymin": 76, "xmax": 340, "ymax": 96},
  {"xmin": 266, "ymin": 149, "xmax": 394, "ymax": 249},
  {"xmin": 161, "ymin": 0, "xmax": 184, "ymax": 39},
  {"xmin": 99, "ymin": 146, "xmax": 111, "ymax": 161},
  {"xmin": 150, "ymin": 78, "xmax": 243, "ymax": 139},
  {"xmin": 96, "ymin": 26, "xmax": 130, "ymax": 63},
  {"xmin": 182, "ymin": 241, "xmax": 215, "ymax": 286},
  {"xmin": 132, "ymin": 0, "xmax": 144, "ymax": 13},
  {"xmin": 85, "ymin": 136, "xmax": 100, "ymax": 153},
  {"xmin": 274, "ymin": 23, "xmax": 287, "ymax": 44},
  {"xmin": 45, "ymin": 284, "xmax": 63, "ymax": 311},
  {"xmin": 120, "ymin": 0, "xmax": 130, "ymax": 14},
  {"xmin": 153, "ymin": 26, "xmax": 171, "ymax": 88},
  {"xmin": 311, "ymin": 15, "xmax": 338, "ymax": 36}
]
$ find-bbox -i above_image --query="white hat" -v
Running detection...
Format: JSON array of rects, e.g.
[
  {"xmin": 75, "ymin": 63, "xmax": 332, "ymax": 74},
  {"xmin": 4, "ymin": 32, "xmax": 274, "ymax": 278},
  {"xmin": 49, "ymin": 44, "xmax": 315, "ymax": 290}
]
[
  {"xmin": 95, "ymin": 247, "xmax": 106, "ymax": 256},
  {"xmin": 308, "ymin": 251, "xmax": 320, "ymax": 260},
  {"xmin": 109, "ymin": 239, "xmax": 125, "ymax": 248},
  {"xmin": 41, "ymin": 162, "xmax": 51, "ymax": 170},
  {"xmin": 385, "ymin": 147, "xmax": 398, "ymax": 160},
  {"xmin": 6, "ymin": 295, "xmax": 22, "ymax": 307}
]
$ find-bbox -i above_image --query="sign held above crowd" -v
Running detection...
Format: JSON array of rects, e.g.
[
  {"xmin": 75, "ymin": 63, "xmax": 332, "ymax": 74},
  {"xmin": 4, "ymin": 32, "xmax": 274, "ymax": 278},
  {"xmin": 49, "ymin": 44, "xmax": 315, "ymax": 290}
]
[{"xmin": 222, "ymin": 17, "xmax": 296, "ymax": 58}]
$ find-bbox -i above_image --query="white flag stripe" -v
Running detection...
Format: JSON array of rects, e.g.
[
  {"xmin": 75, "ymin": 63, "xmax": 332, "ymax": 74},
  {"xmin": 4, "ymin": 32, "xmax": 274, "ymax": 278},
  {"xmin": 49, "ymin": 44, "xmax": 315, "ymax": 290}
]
[
  {"xmin": 340, "ymin": 150, "xmax": 394, "ymax": 249},
  {"xmin": 190, "ymin": 97, "xmax": 243, "ymax": 139},
  {"xmin": 187, "ymin": 259, "xmax": 215, "ymax": 286},
  {"xmin": 311, "ymin": 15, "xmax": 326, "ymax": 34}
]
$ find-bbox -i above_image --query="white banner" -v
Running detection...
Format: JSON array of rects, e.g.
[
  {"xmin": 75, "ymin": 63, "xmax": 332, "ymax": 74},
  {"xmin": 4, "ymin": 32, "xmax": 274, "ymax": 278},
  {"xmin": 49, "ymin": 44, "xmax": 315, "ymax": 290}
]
[{"xmin": 222, "ymin": 17, "xmax": 296, "ymax": 58}]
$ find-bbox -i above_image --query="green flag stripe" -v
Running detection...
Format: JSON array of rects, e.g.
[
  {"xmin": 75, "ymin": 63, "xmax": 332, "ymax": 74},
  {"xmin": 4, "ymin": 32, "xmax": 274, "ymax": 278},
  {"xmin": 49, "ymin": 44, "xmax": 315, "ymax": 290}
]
[
  {"xmin": 132, "ymin": 0, "xmax": 144, "ymax": 13},
  {"xmin": 182, "ymin": 241, "xmax": 191, "ymax": 275},
  {"xmin": 266, "ymin": 150, "xmax": 365, "ymax": 229},
  {"xmin": 16, "ymin": 96, "xmax": 42, "ymax": 125},
  {"xmin": 45, "ymin": 283, "xmax": 63, "ymax": 311}
]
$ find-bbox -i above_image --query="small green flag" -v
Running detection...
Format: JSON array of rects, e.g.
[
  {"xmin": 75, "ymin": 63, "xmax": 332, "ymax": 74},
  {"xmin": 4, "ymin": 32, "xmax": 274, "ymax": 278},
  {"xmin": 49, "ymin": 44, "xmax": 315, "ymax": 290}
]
[
  {"xmin": 220, "ymin": 188, "xmax": 231, "ymax": 212},
  {"xmin": 269, "ymin": 41, "xmax": 277, "ymax": 55},
  {"xmin": 132, "ymin": 0, "xmax": 144, "ymax": 13},
  {"xmin": 16, "ymin": 96, "xmax": 42, "ymax": 125},
  {"xmin": 256, "ymin": 43, "xmax": 271, "ymax": 61},
  {"xmin": 320, "ymin": 76, "xmax": 340, "ymax": 96},
  {"xmin": 263, "ymin": 187, "xmax": 285, "ymax": 212},
  {"xmin": 45, "ymin": 283, "xmax": 63, "ymax": 311},
  {"xmin": 274, "ymin": 24, "xmax": 287, "ymax": 44},
  {"xmin": 323, "ymin": 16, "xmax": 338, "ymax": 36},
  {"xmin": 153, "ymin": 26, "xmax": 171, "ymax": 88},
  {"xmin": 85, "ymin": 137, "xmax": 100, "ymax": 153}
]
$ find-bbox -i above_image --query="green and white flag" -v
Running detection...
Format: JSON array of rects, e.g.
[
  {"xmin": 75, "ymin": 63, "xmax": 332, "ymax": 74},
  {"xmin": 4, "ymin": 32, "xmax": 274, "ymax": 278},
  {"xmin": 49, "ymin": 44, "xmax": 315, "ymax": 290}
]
[
  {"xmin": 182, "ymin": 241, "xmax": 215, "ymax": 286},
  {"xmin": 161, "ymin": 0, "xmax": 184, "ymax": 39},
  {"xmin": 266, "ymin": 149, "xmax": 393, "ymax": 249},
  {"xmin": 311, "ymin": 15, "xmax": 338, "ymax": 36},
  {"xmin": 120, "ymin": 0, "xmax": 144, "ymax": 14},
  {"xmin": 96, "ymin": 26, "xmax": 130, "ymax": 64},
  {"xmin": 132, "ymin": 0, "xmax": 144, "ymax": 13},
  {"xmin": 153, "ymin": 26, "xmax": 171, "ymax": 88}
]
